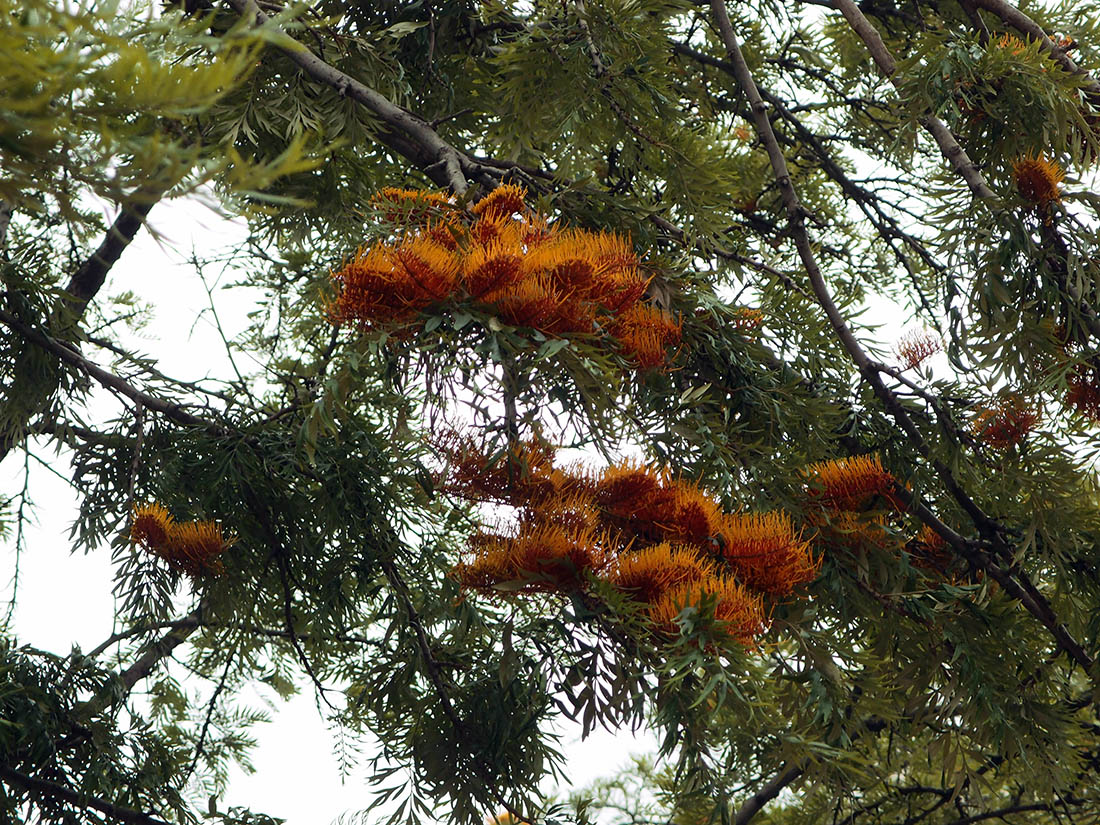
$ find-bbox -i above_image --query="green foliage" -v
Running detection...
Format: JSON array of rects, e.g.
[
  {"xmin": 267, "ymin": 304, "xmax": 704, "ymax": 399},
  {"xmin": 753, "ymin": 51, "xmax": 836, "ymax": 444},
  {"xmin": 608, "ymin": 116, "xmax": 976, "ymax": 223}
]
[{"xmin": 4, "ymin": 1, "xmax": 1100, "ymax": 824}]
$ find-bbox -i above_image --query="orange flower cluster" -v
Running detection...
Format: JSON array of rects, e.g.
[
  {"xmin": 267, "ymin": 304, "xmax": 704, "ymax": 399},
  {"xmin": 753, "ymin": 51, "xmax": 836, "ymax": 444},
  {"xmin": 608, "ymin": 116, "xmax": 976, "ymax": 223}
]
[
  {"xmin": 329, "ymin": 185, "xmax": 681, "ymax": 369},
  {"xmin": 895, "ymin": 329, "xmax": 942, "ymax": 371},
  {"xmin": 1067, "ymin": 364, "xmax": 1100, "ymax": 421},
  {"xmin": 971, "ymin": 395, "xmax": 1038, "ymax": 449},
  {"xmin": 804, "ymin": 454, "xmax": 904, "ymax": 512},
  {"xmin": 1012, "ymin": 153, "xmax": 1064, "ymax": 206},
  {"xmin": 444, "ymin": 436, "xmax": 813, "ymax": 645},
  {"xmin": 130, "ymin": 503, "xmax": 231, "ymax": 578},
  {"xmin": 732, "ymin": 307, "xmax": 764, "ymax": 332}
]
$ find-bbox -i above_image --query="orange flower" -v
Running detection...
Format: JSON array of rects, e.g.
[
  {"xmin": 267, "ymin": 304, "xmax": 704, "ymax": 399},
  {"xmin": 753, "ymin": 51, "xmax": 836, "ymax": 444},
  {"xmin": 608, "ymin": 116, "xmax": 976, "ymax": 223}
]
[
  {"xmin": 437, "ymin": 432, "xmax": 560, "ymax": 506},
  {"xmin": 1066, "ymin": 365, "xmax": 1100, "ymax": 421},
  {"xmin": 643, "ymin": 480, "xmax": 721, "ymax": 547},
  {"xmin": 1012, "ymin": 152, "xmax": 1064, "ymax": 206},
  {"xmin": 131, "ymin": 503, "xmax": 230, "ymax": 579},
  {"xmin": 390, "ymin": 235, "xmax": 461, "ymax": 306},
  {"xmin": 472, "ymin": 184, "xmax": 529, "ymax": 220},
  {"xmin": 732, "ymin": 307, "xmax": 764, "ymax": 332},
  {"xmin": 610, "ymin": 304, "xmax": 681, "ymax": 369},
  {"xmin": 895, "ymin": 329, "xmax": 941, "ymax": 371},
  {"xmin": 995, "ymin": 33, "xmax": 1028, "ymax": 55},
  {"xmin": 163, "ymin": 521, "xmax": 230, "ymax": 578},
  {"xmin": 463, "ymin": 239, "xmax": 524, "ymax": 298},
  {"xmin": 907, "ymin": 525, "xmax": 956, "ymax": 575},
  {"xmin": 648, "ymin": 575, "xmax": 766, "ymax": 645},
  {"xmin": 371, "ymin": 188, "xmax": 457, "ymax": 222},
  {"xmin": 608, "ymin": 543, "xmax": 713, "ymax": 604},
  {"xmin": 971, "ymin": 395, "xmax": 1038, "ymax": 450},
  {"xmin": 594, "ymin": 460, "xmax": 664, "ymax": 518},
  {"xmin": 131, "ymin": 502, "xmax": 174, "ymax": 550},
  {"xmin": 482, "ymin": 274, "xmax": 562, "ymax": 331},
  {"xmin": 452, "ymin": 523, "xmax": 605, "ymax": 594},
  {"xmin": 719, "ymin": 512, "xmax": 819, "ymax": 596},
  {"xmin": 804, "ymin": 454, "xmax": 901, "ymax": 512}
]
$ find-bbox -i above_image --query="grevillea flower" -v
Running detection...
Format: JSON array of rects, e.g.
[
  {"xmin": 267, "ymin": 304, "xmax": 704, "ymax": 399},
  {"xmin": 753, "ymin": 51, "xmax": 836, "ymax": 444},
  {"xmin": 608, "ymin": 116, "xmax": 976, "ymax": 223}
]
[
  {"xmin": 648, "ymin": 576, "xmax": 766, "ymax": 645},
  {"xmin": 637, "ymin": 480, "xmax": 720, "ymax": 547},
  {"xmin": 437, "ymin": 432, "xmax": 561, "ymax": 506},
  {"xmin": 165, "ymin": 521, "xmax": 230, "ymax": 578},
  {"xmin": 483, "ymin": 275, "xmax": 561, "ymax": 331},
  {"xmin": 995, "ymin": 33, "xmax": 1028, "ymax": 56},
  {"xmin": 895, "ymin": 329, "xmax": 942, "ymax": 371},
  {"xmin": 131, "ymin": 503, "xmax": 174, "ymax": 550},
  {"xmin": 1067, "ymin": 365, "xmax": 1100, "ymax": 421},
  {"xmin": 330, "ymin": 185, "xmax": 684, "ymax": 368},
  {"xmin": 812, "ymin": 510, "xmax": 895, "ymax": 554},
  {"xmin": 1013, "ymin": 152, "xmax": 1065, "ymax": 206},
  {"xmin": 971, "ymin": 395, "xmax": 1038, "ymax": 450},
  {"xmin": 131, "ymin": 503, "xmax": 230, "ymax": 579},
  {"xmin": 594, "ymin": 460, "xmax": 664, "ymax": 517},
  {"xmin": 732, "ymin": 307, "xmax": 764, "ymax": 332},
  {"xmin": 719, "ymin": 512, "xmax": 819, "ymax": 596},
  {"xmin": 908, "ymin": 525, "xmax": 955, "ymax": 575},
  {"xmin": 608, "ymin": 543, "xmax": 713, "ymax": 604},
  {"xmin": 472, "ymin": 184, "xmax": 529, "ymax": 220},
  {"xmin": 463, "ymin": 239, "xmax": 524, "ymax": 298},
  {"xmin": 610, "ymin": 304, "xmax": 682, "ymax": 369},
  {"xmin": 804, "ymin": 454, "xmax": 901, "ymax": 512},
  {"xmin": 452, "ymin": 523, "xmax": 605, "ymax": 593},
  {"xmin": 371, "ymin": 187, "xmax": 457, "ymax": 222}
]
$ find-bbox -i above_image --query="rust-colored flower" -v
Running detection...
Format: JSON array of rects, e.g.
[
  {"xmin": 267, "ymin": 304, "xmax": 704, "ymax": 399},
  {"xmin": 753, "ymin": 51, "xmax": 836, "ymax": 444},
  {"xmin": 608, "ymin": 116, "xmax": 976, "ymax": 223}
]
[
  {"xmin": 642, "ymin": 480, "xmax": 720, "ymax": 547},
  {"xmin": 164, "ymin": 521, "xmax": 230, "ymax": 578},
  {"xmin": 732, "ymin": 307, "xmax": 764, "ymax": 332},
  {"xmin": 1012, "ymin": 152, "xmax": 1065, "ymax": 206},
  {"xmin": 608, "ymin": 543, "xmax": 713, "ymax": 604},
  {"xmin": 895, "ymin": 329, "xmax": 942, "ymax": 371},
  {"xmin": 1067, "ymin": 364, "xmax": 1100, "ymax": 421},
  {"xmin": 131, "ymin": 503, "xmax": 174, "ymax": 550},
  {"xmin": 610, "ymin": 304, "xmax": 681, "ymax": 369},
  {"xmin": 719, "ymin": 511, "xmax": 819, "ymax": 596},
  {"xmin": 971, "ymin": 395, "xmax": 1038, "ymax": 450},
  {"xmin": 648, "ymin": 575, "xmax": 767, "ymax": 645},
  {"xmin": 472, "ymin": 184, "xmax": 529, "ymax": 220},
  {"xmin": 371, "ymin": 187, "xmax": 457, "ymax": 222},
  {"xmin": 463, "ymin": 239, "xmax": 524, "ymax": 298},
  {"xmin": 452, "ymin": 523, "xmax": 605, "ymax": 594},
  {"xmin": 907, "ymin": 525, "xmax": 957, "ymax": 577},
  {"xmin": 130, "ymin": 503, "xmax": 230, "ymax": 579},
  {"xmin": 804, "ymin": 454, "xmax": 901, "ymax": 512},
  {"xmin": 594, "ymin": 460, "xmax": 664, "ymax": 518}
]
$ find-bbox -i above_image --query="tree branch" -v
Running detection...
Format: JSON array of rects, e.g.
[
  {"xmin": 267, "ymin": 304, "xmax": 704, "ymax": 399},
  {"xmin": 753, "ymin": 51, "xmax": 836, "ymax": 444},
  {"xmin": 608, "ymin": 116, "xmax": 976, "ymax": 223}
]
[
  {"xmin": 830, "ymin": 0, "xmax": 996, "ymax": 199},
  {"xmin": 0, "ymin": 765, "xmax": 172, "ymax": 825},
  {"xmin": 224, "ymin": 0, "xmax": 489, "ymax": 195},
  {"xmin": 708, "ymin": 0, "xmax": 1095, "ymax": 673}
]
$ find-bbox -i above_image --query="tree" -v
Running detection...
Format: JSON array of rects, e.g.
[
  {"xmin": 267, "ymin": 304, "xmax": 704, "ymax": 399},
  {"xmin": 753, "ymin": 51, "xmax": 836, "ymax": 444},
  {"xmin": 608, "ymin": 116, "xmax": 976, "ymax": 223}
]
[{"xmin": 3, "ymin": 0, "xmax": 1100, "ymax": 824}]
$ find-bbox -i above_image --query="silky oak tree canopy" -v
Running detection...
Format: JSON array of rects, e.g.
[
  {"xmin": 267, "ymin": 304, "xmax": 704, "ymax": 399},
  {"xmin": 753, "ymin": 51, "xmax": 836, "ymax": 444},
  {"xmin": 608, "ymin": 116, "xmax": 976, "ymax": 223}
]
[{"xmin": 3, "ymin": 1, "xmax": 1100, "ymax": 824}]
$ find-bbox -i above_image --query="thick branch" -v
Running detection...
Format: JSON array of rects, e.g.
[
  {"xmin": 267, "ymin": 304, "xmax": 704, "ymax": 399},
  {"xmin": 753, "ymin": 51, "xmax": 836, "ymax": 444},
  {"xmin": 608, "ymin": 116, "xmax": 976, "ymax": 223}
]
[
  {"xmin": 830, "ymin": 0, "xmax": 995, "ymax": 199},
  {"xmin": 0, "ymin": 307, "xmax": 223, "ymax": 433},
  {"xmin": 63, "ymin": 199, "xmax": 156, "ymax": 317},
  {"xmin": 74, "ymin": 603, "xmax": 207, "ymax": 719},
  {"xmin": 224, "ymin": 0, "xmax": 487, "ymax": 195},
  {"xmin": 733, "ymin": 764, "xmax": 804, "ymax": 825}
]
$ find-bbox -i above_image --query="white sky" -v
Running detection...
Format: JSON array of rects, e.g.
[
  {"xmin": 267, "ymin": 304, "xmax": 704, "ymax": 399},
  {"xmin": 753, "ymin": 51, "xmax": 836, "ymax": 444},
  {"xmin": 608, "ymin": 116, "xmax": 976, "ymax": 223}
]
[{"xmin": 2, "ymin": 196, "xmax": 651, "ymax": 824}]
